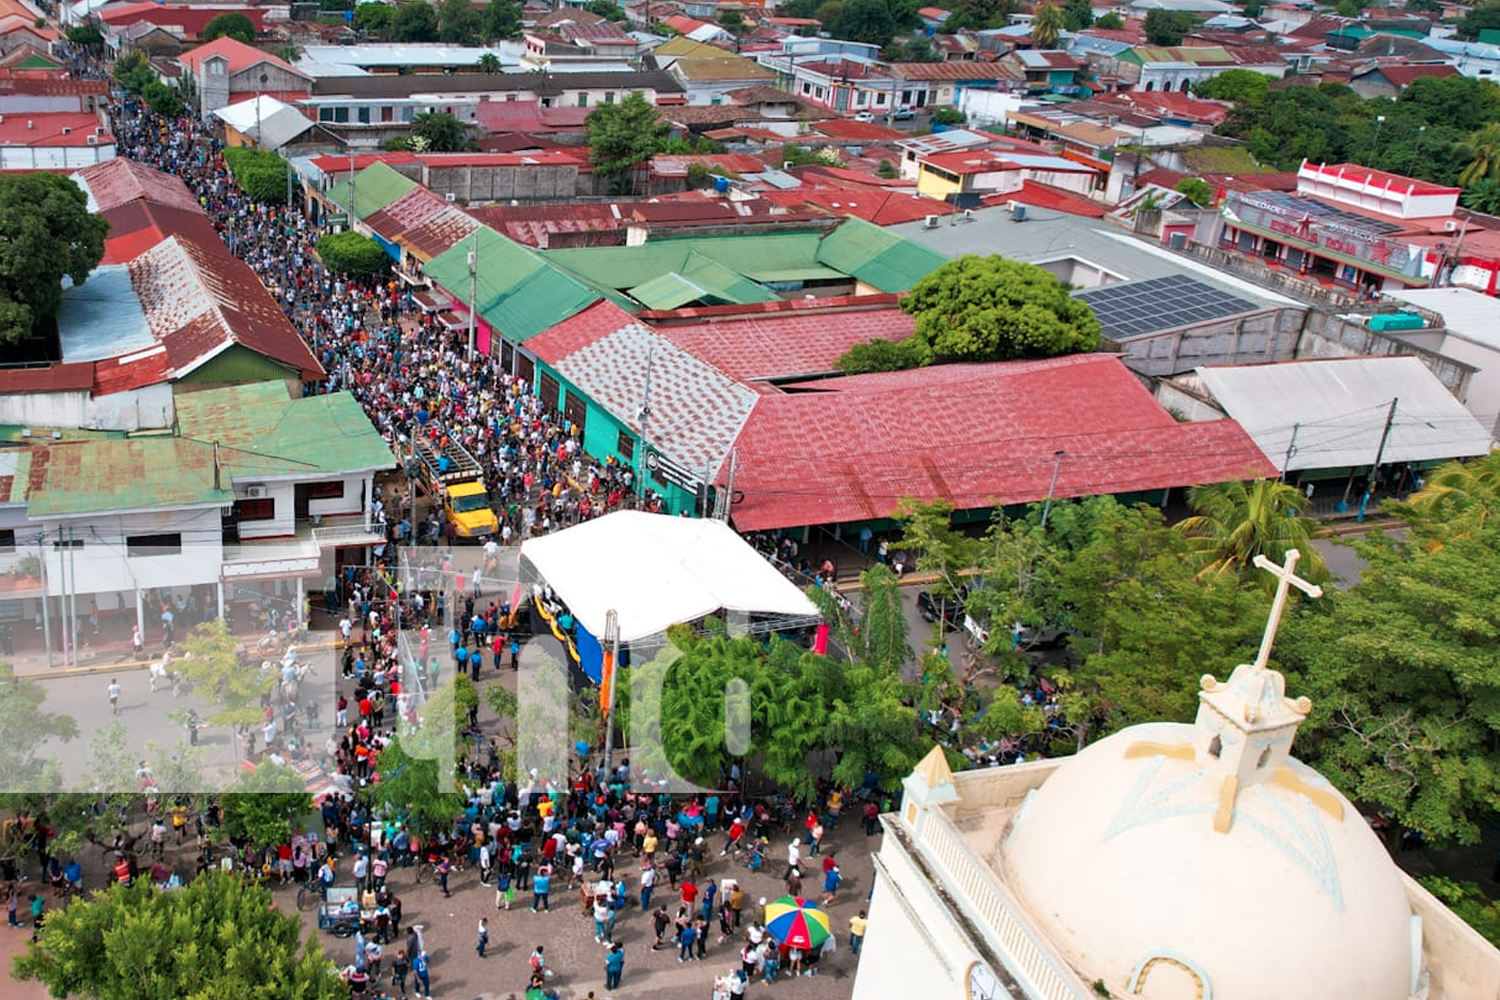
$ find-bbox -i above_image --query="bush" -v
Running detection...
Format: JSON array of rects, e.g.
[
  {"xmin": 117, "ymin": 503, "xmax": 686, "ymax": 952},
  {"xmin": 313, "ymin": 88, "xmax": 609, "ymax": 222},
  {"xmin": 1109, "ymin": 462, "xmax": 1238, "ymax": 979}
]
[
  {"xmin": 316, "ymin": 231, "xmax": 392, "ymax": 275},
  {"xmin": 933, "ymin": 107, "xmax": 965, "ymax": 126},
  {"xmin": 223, "ymin": 146, "xmax": 291, "ymax": 203}
]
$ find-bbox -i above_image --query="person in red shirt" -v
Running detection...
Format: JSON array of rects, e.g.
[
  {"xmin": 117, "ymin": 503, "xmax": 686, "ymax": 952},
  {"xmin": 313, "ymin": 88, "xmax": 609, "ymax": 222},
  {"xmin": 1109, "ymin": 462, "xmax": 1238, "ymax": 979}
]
[{"xmin": 680, "ymin": 880, "xmax": 698, "ymax": 907}]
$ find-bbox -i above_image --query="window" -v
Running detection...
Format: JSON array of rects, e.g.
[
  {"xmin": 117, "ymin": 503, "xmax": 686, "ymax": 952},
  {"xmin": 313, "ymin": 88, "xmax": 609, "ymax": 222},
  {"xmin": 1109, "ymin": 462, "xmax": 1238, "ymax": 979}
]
[
  {"xmin": 604, "ymin": 92, "xmax": 615, "ymax": 104},
  {"xmin": 126, "ymin": 533, "xmax": 182, "ymax": 558},
  {"xmin": 617, "ymin": 431, "xmax": 635, "ymax": 461},
  {"xmin": 334, "ymin": 107, "xmax": 349, "ymax": 123},
  {"xmin": 539, "ymin": 372, "xmax": 561, "ymax": 413},
  {"xmin": 237, "ymin": 498, "xmax": 275, "ymax": 521},
  {"xmin": 319, "ymin": 107, "xmax": 335, "ymax": 122},
  {"xmin": 308, "ymin": 481, "xmax": 346, "ymax": 500},
  {"xmin": 0, "ymin": 529, "xmax": 13, "ymax": 554},
  {"xmin": 357, "ymin": 106, "xmax": 371, "ymax": 124},
  {"xmin": 577, "ymin": 93, "xmax": 588, "ymax": 107},
  {"xmin": 51, "ymin": 536, "xmax": 83, "ymax": 550}
]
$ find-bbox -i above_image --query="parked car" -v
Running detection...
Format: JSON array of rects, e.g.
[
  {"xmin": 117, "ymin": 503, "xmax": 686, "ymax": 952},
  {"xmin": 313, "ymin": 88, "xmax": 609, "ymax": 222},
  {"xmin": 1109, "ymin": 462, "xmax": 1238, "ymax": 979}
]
[
  {"xmin": 892, "ymin": 107, "xmax": 916, "ymax": 121},
  {"xmin": 853, "ymin": 111, "xmax": 876, "ymax": 122},
  {"xmin": 917, "ymin": 590, "xmax": 965, "ymax": 628}
]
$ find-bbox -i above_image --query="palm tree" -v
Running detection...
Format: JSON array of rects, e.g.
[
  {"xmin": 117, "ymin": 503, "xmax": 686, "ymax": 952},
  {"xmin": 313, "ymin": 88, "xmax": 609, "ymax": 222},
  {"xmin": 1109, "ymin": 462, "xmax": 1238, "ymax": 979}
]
[
  {"xmin": 475, "ymin": 52, "xmax": 502, "ymax": 74},
  {"xmin": 1177, "ymin": 479, "xmax": 1328, "ymax": 586},
  {"xmin": 1391, "ymin": 451, "xmax": 1500, "ymax": 545},
  {"xmin": 1462, "ymin": 177, "xmax": 1500, "ymax": 215},
  {"xmin": 1458, "ymin": 122, "xmax": 1500, "ymax": 186},
  {"xmin": 1030, "ymin": 2, "xmax": 1066, "ymax": 47}
]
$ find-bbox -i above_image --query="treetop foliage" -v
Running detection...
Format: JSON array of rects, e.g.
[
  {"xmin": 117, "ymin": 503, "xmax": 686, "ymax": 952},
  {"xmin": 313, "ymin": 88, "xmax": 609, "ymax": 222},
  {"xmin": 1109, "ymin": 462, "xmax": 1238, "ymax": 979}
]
[{"xmin": 0, "ymin": 173, "xmax": 108, "ymax": 345}]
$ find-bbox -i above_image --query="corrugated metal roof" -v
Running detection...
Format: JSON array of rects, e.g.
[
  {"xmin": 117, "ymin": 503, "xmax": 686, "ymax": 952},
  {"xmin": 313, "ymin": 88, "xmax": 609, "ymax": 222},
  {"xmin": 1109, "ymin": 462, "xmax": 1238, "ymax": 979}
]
[
  {"xmin": 74, "ymin": 158, "xmax": 200, "ymax": 214},
  {"xmin": 0, "ymin": 449, "xmax": 29, "ymax": 504},
  {"xmin": 425, "ymin": 225, "xmax": 604, "ymax": 342},
  {"xmin": 540, "ymin": 314, "xmax": 759, "ymax": 471},
  {"xmin": 363, "ymin": 186, "xmax": 482, "ymax": 261},
  {"xmin": 1195, "ymin": 357, "xmax": 1492, "ymax": 473},
  {"xmin": 727, "ymin": 354, "xmax": 1274, "ymax": 531},
  {"xmin": 326, "ymin": 161, "xmax": 420, "ymax": 219},
  {"xmin": 814, "ymin": 217, "xmax": 947, "ymax": 292}
]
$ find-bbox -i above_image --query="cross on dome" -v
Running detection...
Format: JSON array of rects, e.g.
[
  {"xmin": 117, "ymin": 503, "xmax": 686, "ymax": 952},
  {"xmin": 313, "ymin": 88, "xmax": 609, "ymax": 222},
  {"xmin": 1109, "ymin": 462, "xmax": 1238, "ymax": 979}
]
[{"xmin": 1250, "ymin": 548, "xmax": 1323, "ymax": 673}]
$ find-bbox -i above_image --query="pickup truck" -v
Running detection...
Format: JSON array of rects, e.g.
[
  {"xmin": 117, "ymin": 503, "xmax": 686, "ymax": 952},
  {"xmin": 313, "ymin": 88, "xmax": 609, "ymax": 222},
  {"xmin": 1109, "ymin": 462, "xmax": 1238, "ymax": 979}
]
[{"xmin": 411, "ymin": 437, "xmax": 500, "ymax": 540}]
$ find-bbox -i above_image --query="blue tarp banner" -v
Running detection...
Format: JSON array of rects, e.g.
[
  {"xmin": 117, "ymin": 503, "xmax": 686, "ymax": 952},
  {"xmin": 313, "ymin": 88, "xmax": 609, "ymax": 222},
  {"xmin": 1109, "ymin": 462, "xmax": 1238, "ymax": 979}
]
[{"xmin": 576, "ymin": 623, "xmax": 603, "ymax": 684}]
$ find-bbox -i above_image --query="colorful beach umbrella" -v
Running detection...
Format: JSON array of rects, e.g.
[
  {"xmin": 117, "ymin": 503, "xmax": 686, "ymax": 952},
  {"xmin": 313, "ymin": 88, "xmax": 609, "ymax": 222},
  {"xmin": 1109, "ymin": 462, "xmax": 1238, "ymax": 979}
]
[{"xmin": 764, "ymin": 895, "xmax": 831, "ymax": 950}]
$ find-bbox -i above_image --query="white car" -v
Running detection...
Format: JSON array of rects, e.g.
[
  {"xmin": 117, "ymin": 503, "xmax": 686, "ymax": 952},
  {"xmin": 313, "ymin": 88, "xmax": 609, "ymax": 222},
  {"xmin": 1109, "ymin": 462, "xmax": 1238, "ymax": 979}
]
[{"xmin": 853, "ymin": 111, "xmax": 875, "ymax": 122}]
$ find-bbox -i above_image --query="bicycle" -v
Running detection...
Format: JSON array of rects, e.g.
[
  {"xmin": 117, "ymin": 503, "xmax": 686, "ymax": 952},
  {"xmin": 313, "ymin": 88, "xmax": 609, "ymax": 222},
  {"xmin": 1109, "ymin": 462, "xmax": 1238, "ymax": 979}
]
[{"xmin": 296, "ymin": 880, "xmax": 317, "ymax": 911}]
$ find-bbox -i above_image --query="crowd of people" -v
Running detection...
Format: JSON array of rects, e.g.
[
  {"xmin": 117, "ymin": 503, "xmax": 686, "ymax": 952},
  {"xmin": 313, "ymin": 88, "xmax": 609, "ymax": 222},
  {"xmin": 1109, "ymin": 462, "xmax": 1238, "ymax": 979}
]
[{"xmin": 91, "ymin": 96, "xmax": 892, "ymax": 999}]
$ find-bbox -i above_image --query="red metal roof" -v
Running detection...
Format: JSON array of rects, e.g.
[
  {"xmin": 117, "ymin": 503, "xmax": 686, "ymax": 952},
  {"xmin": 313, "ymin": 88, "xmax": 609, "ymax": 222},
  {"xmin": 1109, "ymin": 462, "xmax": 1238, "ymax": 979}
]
[
  {"xmin": 362, "ymin": 186, "xmax": 481, "ymax": 261},
  {"xmin": 103, "ymin": 5, "xmax": 267, "ymax": 38},
  {"xmin": 1364, "ymin": 63, "xmax": 1458, "ymax": 88},
  {"xmin": 991, "ymin": 181, "xmax": 1107, "ymax": 218},
  {"xmin": 810, "ymin": 119, "xmax": 906, "ymax": 141},
  {"xmin": 178, "ymin": 35, "xmax": 297, "ymax": 76},
  {"xmin": 0, "ymin": 112, "xmax": 111, "ymax": 147},
  {"xmin": 76, "ymin": 157, "xmax": 201, "ymax": 214},
  {"xmin": 654, "ymin": 298, "xmax": 912, "ymax": 381},
  {"xmin": 308, "ymin": 151, "xmax": 419, "ymax": 175},
  {"xmin": 0, "ymin": 75, "xmax": 107, "ymax": 97},
  {"xmin": 725, "ymin": 354, "xmax": 1274, "ymax": 530},
  {"xmin": 0, "ymin": 362, "xmax": 94, "ymax": 394}
]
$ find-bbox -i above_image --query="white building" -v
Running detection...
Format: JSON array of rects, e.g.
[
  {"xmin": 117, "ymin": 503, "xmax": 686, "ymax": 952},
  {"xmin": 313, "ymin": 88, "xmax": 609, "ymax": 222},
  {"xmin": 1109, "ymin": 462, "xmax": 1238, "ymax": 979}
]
[{"xmin": 856, "ymin": 558, "xmax": 1500, "ymax": 1000}]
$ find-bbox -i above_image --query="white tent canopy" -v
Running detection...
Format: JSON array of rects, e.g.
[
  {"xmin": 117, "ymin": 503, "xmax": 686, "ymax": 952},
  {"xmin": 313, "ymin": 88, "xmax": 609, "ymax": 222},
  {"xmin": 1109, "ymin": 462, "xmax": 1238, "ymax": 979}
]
[
  {"xmin": 213, "ymin": 96, "xmax": 314, "ymax": 152},
  {"xmin": 521, "ymin": 511, "xmax": 819, "ymax": 643}
]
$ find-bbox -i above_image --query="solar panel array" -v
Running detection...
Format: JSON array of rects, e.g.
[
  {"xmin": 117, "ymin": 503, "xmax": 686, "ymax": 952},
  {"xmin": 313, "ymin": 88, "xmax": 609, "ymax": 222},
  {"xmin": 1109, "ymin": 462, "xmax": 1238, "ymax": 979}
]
[{"xmin": 1077, "ymin": 275, "xmax": 1259, "ymax": 341}]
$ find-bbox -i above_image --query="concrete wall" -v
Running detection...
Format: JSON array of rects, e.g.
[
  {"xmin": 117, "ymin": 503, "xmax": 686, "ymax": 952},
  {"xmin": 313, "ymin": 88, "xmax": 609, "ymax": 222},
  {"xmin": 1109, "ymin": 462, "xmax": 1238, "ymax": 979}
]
[
  {"xmin": 424, "ymin": 164, "xmax": 582, "ymax": 204},
  {"xmin": 41, "ymin": 507, "xmax": 226, "ymax": 599},
  {"xmin": 1297, "ymin": 310, "xmax": 1477, "ymax": 402},
  {"xmin": 1394, "ymin": 329, "xmax": 1500, "ymax": 438},
  {"xmin": 0, "ymin": 384, "xmax": 174, "ymax": 433},
  {"xmin": 1112, "ymin": 307, "xmax": 1306, "ymax": 379}
]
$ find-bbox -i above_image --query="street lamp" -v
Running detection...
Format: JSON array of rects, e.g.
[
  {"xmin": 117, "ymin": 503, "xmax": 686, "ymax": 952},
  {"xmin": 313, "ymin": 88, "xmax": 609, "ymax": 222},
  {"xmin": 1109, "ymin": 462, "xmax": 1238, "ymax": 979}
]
[
  {"xmin": 1039, "ymin": 450, "xmax": 1065, "ymax": 528},
  {"xmin": 1371, "ymin": 114, "xmax": 1386, "ymax": 163}
]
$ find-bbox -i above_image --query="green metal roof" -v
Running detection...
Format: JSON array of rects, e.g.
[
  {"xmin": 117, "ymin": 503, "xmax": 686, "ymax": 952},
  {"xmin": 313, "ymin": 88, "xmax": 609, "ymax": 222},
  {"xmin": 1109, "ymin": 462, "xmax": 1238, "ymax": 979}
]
[
  {"xmin": 326, "ymin": 161, "xmax": 419, "ymax": 219},
  {"xmin": 745, "ymin": 265, "xmax": 846, "ymax": 283},
  {"xmin": 814, "ymin": 217, "xmax": 948, "ymax": 292},
  {"xmin": 628, "ymin": 273, "xmax": 714, "ymax": 310},
  {"xmin": 546, "ymin": 232, "xmax": 828, "ymax": 291},
  {"xmin": 175, "ymin": 383, "xmax": 395, "ymax": 478},
  {"xmin": 678, "ymin": 252, "xmax": 779, "ymax": 304},
  {"xmin": 426, "ymin": 226, "xmax": 605, "ymax": 343},
  {"xmin": 26, "ymin": 384, "xmax": 392, "ymax": 517},
  {"xmin": 27, "ymin": 437, "xmax": 233, "ymax": 517}
]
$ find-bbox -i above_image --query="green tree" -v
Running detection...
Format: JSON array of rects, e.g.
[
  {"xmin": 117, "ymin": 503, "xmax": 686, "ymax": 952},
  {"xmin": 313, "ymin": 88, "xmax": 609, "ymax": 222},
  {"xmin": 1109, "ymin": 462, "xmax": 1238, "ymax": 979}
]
[
  {"xmin": 836, "ymin": 336, "xmax": 922, "ymax": 373},
  {"xmin": 202, "ymin": 11, "xmax": 257, "ymax": 43},
  {"xmin": 1463, "ymin": 177, "xmax": 1500, "ymax": 214},
  {"xmin": 65, "ymin": 23, "xmax": 103, "ymax": 47},
  {"xmin": 13, "ymin": 871, "xmax": 342, "ymax": 1000},
  {"xmin": 1385, "ymin": 451, "xmax": 1500, "ymax": 547},
  {"xmin": 317, "ymin": 231, "xmax": 392, "ymax": 275},
  {"xmin": 586, "ymin": 0, "xmax": 626, "ymax": 17},
  {"xmin": 223, "ymin": 145, "xmax": 291, "ymax": 203},
  {"xmin": 932, "ymin": 105, "xmax": 965, "ymax": 125},
  {"xmin": 0, "ymin": 173, "xmax": 108, "ymax": 345},
  {"xmin": 1459, "ymin": 122, "xmax": 1500, "ymax": 185},
  {"xmin": 174, "ymin": 619, "xmax": 277, "ymax": 739},
  {"xmin": 1280, "ymin": 518, "xmax": 1500, "ymax": 847},
  {"xmin": 363, "ymin": 734, "xmax": 466, "ymax": 836},
  {"xmin": 482, "ymin": 0, "xmax": 522, "ymax": 40},
  {"xmin": 1144, "ymin": 8, "xmax": 1196, "ymax": 44},
  {"xmin": 1193, "ymin": 67, "xmax": 1270, "ymax": 104},
  {"xmin": 1177, "ymin": 479, "xmax": 1328, "ymax": 585},
  {"xmin": 437, "ymin": 0, "xmax": 484, "ymax": 43},
  {"xmin": 900, "ymin": 255, "xmax": 1102, "ymax": 364},
  {"xmin": 353, "ymin": 0, "xmax": 393, "ymax": 32},
  {"xmin": 586, "ymin": 91, "xmax": 668, "ymax": 193},
  {"xmin": 829, "ymin": 0, "xmax": 896, "ymax": 45},
  {"xmin": 140, "ymin": 80, "xmax": 183, "ymax": 119},
  {"xmin": 112, "ymin": 50, "xmax": 155, "ymax": 94},
  {"xmin": 1062, "ymin": 0, "xmax": 1092, "ymax": 31},
  {"xmin": 390, "ymin": 0, "xmax": 439, "ymax": 41},
  {"xmin": 1095, "ymin": 11, "xmax": 1124, "ymax": 28},
  {"xmin": 220, "ymin": 763, "xmax": 314, "ymax": 846},
  {"xmin": 1030, "ymin": 2, "xmax": 1065, "ymax": 47},
  {"xmin": 412, "ymin": 110, "xmax": 469, "ymax": 151},
  {"xmin": 1417, "ymin": 878, "xmax": 1500, "ymax": 946},
  {"xmin": 0, "ymin": 664, "xmax": 78, "ymax": 793},
  {"xmin": 719, "ymin": 8, "xmax": 744, "ymax": 30},
  {"xmin": 944, "ymin": 0, "xmax": 1016, "ymax": 31},
  {"xmin": 476, "ymin": 51, "xmax": 502, "ymax": 73},
  {"xmin": 1174, "ymin": 176, "xmax": 1214, "ymax": 206},
  {"xmin": 273, "ymin": 44, "xmax": 301, "ymax": 63},
  {"xmin": 1457, "ymin": 0, "xmax": 1500, "ymax": 40}
]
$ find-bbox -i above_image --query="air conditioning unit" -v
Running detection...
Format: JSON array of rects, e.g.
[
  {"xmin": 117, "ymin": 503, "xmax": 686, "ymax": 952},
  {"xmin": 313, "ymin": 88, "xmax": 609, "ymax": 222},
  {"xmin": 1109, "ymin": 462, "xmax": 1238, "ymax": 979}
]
[
  {"xmin": 1445, "ymin": 219, "xmax": 1459, "ymax": 232},
  {"xmin": 963, "ymin": 209, "xmax": 976, "ymax": 221},
  {"xmin": 244, "ymin": 485, "xmax": 268, "ymax": 499},
  {"xmin": 923, "ymin": 214, "xmax": 940, "ymax": 229},
  {"xmin": 445, "ymin": 192, "xmax": 456, "ymax": 202},
  {"xmin": 782, "ymin": 161, "xmax": 794, "ymax": 169},
  {"xmin": 86, "ymin": 135, "xmax": 98, "ymax": 146},
  {"xmin": 61, "ymin": 126, "xmax": 71, "ymax": 135}
]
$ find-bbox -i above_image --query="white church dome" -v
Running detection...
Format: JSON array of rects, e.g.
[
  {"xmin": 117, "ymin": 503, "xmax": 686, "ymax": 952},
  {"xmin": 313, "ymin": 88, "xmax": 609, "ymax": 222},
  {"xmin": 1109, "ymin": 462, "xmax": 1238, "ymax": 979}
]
[{"xmin": 1001, "ymin": 714, "xmax": 1420, "ymax": 1000}]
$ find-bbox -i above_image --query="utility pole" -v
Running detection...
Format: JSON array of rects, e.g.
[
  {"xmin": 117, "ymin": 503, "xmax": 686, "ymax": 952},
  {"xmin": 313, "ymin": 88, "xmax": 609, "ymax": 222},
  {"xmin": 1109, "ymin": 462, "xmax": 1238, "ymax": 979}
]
[
  {"xmin": 636, "ymin": 339, "xmax": 655, "ymax": 499},
  {"xmin": 1357, "ymin": 398, "xmax": 1399, "ymax": 523},
  {"xmin": 1039, "ymin": 449, "xmax": 1066, "ymax": 528},
  {"xmin": 38, "ymin": 532, "xmax": 51, "ymax": 670},
  {"xmin": 601, "ymin": 609, "xmax": 619, "ymax": 780},
  {"xmin": 1279, "ymin": 423, "xmax": 1300, "ymax": 483},
  {"xmin": 716, "ymin": 449, "xmax": 737, "ymax": 522},
  {"xmin": 466, "ymin": 229, "xmax": 479, "ymax": 357},
  {"xmin": 58, "ymin": 527, "xmax": 70, "ymax": 669},
  {"xmin": 68, "ymin": 525, "xmax": 79, "ymax": 664}
]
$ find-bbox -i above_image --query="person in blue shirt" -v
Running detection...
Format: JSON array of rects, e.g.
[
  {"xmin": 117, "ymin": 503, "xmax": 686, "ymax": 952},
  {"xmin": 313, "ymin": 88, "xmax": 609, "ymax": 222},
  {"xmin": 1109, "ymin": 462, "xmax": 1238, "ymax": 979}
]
[
  {"xmin": 531, "ymin": 866, "xmax": 552, "ymax": 912},
  {"xmin": 411, "ymin": 950, "xmax": 430, "ymax": 998},
  {"xmin": 605, "ymin": 943, "xmax": 625, "ymax": 989},
  {"xmin": 678, "ymin": 922, "xmax": 698, "ymax": 962}
]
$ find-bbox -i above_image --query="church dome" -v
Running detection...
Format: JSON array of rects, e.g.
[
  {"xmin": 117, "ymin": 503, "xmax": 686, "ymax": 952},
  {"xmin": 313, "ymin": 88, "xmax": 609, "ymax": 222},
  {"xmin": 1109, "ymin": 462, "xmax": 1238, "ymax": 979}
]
[{"xmin": 1000, "ymin": 717, "xmax": 1420, "ymax": 1000}]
